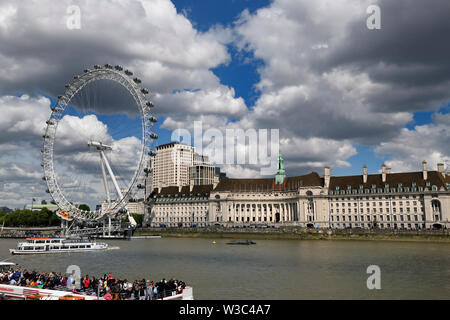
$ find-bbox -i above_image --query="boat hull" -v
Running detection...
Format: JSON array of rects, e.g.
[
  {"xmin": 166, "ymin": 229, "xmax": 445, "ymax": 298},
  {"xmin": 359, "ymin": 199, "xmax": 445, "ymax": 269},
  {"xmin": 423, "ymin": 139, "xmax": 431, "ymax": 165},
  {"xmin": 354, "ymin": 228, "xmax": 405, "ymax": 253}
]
[
  {"xmin": 9, "ymin": 237, "xmax": 109, "ymax": 255},
  {"xmin": 0, "ymin": 284, "xmax": 194, "ymax": 300},
  {"xmin": 9, "ymin": 247, "xmax": 108, "ymax": 255}
]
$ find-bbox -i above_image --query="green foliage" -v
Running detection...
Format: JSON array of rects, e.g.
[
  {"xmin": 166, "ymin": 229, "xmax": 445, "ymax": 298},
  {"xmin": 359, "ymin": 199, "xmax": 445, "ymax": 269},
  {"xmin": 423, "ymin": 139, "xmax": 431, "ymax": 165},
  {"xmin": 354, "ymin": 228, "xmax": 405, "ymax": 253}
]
[
  {"xmin": 120, "ymin": 213, "xmax": 143, "ymax": 226},
  {"xmin": 132, "ymin": 213, "xmax": 143, "ymax": 226},
  {"xmin": 0, "ymin": 208, "xmax": 61, "ymax": 227},
  {"xmin": 78, "ymin": 204, "xmax": 90, "ymax": 211}
]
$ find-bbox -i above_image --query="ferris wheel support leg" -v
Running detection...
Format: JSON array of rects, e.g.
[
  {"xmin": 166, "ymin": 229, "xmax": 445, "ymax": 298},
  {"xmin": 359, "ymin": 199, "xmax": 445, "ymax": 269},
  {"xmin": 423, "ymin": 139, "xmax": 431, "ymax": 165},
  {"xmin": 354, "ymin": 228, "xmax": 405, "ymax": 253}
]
[
  {"xmin": 100, "ymin": 150, "xmax": 137, "ymax": 228},
  {"xmin": 100, "ymin": 150, "xmax": 124, "ymax": 200},
  {"xmin": 61, "ymin": 219, "xmax": 68, "ymax": 236},
  {"xmin": 99, "ymin": 151, "xmax": 111, "ymax": 204}
]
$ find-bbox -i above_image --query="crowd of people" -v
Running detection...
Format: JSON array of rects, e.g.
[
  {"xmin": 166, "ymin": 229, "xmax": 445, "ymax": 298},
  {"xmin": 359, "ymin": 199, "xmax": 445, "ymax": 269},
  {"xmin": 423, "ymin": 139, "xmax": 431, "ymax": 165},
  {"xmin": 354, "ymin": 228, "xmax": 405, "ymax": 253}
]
[{"xmin": 0, "ymin": 267, "xmax": 186, "ymax": 300}]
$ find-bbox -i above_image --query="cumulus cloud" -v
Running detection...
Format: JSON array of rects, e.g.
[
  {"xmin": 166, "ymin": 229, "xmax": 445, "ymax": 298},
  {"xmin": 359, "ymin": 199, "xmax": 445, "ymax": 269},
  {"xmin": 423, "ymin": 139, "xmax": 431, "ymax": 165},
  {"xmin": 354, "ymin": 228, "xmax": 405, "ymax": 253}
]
[
  {"xmin": 0, "ymin": 0, "xmax": 247, "ymax": 208},
  {"xmin": 375, "ymin": 113, "xmax": 450, "ymax": 172},
  {"xmin": 0, "ymin": 0, "xmax": 245, "ymax": 117},
  {"xmin": 232, "ymin": 0, "xmax": 449, "ymax": 175}
]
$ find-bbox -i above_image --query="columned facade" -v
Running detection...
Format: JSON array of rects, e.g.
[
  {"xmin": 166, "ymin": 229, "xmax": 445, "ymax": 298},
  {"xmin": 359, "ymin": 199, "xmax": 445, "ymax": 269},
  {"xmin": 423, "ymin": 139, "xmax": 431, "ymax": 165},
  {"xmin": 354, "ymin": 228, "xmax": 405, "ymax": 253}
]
[{"xmin": 146, "ymin": 161, "xmax": 450, "ymax": 230}]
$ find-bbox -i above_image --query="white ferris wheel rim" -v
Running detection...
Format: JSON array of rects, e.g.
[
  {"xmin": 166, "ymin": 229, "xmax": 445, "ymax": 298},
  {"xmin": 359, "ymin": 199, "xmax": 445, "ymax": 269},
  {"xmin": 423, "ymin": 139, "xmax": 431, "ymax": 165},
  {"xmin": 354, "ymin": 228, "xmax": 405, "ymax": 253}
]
[{"xmin": 42, "ymin": 65, "xmax": 157, "ymax": 222}]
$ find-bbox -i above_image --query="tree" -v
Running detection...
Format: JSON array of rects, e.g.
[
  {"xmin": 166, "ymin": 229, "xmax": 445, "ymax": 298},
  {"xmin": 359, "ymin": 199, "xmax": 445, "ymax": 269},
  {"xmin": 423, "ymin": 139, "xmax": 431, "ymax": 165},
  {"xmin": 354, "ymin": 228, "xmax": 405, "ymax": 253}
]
[
  {"xmin": 78, "ymin": 204, "xmax": 90, "ymax": 211},
  {"xmin": 132, "ymin": 213, "xmax": 143, "ymax": 226}
]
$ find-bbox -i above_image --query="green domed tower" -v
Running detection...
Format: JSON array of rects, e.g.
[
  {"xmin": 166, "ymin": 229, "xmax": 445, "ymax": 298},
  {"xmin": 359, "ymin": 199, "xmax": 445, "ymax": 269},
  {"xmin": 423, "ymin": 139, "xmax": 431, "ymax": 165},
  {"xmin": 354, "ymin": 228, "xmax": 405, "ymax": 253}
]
[{"xmin": 275, "ymin": 154, "xmax": 286, "ymax": 185}]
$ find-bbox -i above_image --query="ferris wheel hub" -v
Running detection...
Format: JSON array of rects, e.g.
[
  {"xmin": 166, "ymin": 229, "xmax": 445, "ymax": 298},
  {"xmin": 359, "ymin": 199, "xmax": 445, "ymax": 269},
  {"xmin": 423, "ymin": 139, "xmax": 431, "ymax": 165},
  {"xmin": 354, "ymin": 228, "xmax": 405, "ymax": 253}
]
[{"xmin": 87, "ymin": 140, "xmax": 112, "ymax": 150}]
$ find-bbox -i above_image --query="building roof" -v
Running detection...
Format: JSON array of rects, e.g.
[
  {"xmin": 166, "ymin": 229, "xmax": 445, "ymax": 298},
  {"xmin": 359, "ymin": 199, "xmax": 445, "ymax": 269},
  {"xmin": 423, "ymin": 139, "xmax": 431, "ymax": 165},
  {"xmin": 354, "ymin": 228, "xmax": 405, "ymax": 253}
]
[
  {"xmin": 152, "ymin": 184, "xmax": 214, "ymax": 198},
  {"xmin": 329, "ymin": 171, "xmax": 448, "ymax": 191},
  {"xmin": 156, "ymin": 141, "xmax": 193, "ymax": 150},
  {"xmin": 213, "ymin": 172, "xmax": 323, "ymax": 192}
]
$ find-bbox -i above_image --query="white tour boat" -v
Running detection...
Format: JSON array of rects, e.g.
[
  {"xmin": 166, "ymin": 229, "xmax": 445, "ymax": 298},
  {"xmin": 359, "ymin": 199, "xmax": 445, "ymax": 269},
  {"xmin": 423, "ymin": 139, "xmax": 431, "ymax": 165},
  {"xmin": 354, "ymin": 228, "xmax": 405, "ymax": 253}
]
[
  {"xmin": 0, "ymin": 282, "xmax": 194, "ymax": 300},
  {"xmin": 0, "ymin": 262, "xmax": 194, "ymax": 300},
  {"xmin": 9, "ymin": 237, "xmax": 108, "ymax": 255}
]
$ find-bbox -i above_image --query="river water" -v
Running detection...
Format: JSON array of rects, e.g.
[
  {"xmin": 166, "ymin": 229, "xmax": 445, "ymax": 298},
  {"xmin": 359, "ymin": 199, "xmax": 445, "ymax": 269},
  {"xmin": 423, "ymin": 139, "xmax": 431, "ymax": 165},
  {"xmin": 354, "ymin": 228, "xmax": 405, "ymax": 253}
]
[{"xmin": 1, "ymin": 238, "xmax": 449, "ymax": 299}]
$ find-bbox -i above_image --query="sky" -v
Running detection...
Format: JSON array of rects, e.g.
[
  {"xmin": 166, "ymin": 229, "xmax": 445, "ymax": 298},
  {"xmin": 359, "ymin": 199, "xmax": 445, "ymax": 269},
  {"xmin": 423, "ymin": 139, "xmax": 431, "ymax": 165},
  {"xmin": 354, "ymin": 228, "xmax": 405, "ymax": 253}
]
[{"xmin": 0, "ymin": 0, "xmax": 449, "ymax": 209}]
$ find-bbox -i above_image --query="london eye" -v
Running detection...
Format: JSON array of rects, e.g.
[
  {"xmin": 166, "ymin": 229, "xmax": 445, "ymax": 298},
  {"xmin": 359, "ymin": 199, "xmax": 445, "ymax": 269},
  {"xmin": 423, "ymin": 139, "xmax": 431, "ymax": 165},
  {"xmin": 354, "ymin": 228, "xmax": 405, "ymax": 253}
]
[{"xmin": 41, "ymin": 64, "xmax": 157, "ymax": 234}]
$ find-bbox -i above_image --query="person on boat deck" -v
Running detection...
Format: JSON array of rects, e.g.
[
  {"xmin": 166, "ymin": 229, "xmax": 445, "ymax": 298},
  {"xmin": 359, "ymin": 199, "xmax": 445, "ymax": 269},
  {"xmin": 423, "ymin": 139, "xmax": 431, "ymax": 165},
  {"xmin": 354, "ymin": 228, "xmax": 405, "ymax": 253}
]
[
  {"xmin": 61, "ymin": 276, "xmax": 67, "ymax": 287},
  {"xmin": 104, "ymin": 290, "xmax": 112, "ymax": 300},
  {"xmin": 67, "ymin": 275, "xmax": 73, "ymax": 288},
  {"xmin": 82, "ymin": 275, "xmax": 90, "ymax": 291}
]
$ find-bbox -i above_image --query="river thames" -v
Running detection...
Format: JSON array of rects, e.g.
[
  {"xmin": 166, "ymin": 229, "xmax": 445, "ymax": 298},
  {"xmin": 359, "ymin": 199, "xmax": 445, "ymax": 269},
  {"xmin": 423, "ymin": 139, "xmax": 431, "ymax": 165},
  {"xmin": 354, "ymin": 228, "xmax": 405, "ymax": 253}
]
[{"xmin": 1, "ymin": 238, "xmax": 449, "ymax": 299}]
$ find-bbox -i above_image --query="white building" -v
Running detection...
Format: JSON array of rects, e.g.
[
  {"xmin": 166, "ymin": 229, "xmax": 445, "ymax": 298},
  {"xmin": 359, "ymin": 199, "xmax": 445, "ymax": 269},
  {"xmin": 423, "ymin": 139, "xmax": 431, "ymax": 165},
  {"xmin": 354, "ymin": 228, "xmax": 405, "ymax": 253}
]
[
  {"xmin": 189, "ymin": 154, "xmax": 221, "ymax": 186},
  {"xmin": 146, "ymin": 159, "xmax": 450, "ymax": 230},
  {"xmin": 148, "ymin": 185, "xmax": 212, "ymax": 227},
  {"xmin": 101, "ymin": 200, "xmax": 145, "ymax": 215},
  {"xmin": 152, "ymin": 142, "xmax": 194, "ymax": 189}
]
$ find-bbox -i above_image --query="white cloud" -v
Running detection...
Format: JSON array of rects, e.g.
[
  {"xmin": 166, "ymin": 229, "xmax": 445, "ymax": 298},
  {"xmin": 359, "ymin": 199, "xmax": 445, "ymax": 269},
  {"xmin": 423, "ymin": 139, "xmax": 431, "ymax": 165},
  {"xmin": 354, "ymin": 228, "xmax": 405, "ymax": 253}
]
[
  {"xmin": 0, "ymin": 0, "xmax": 245, "ymax": 117},
  {"xmin": 375, "ymin": 113, "xmax": 450, "ymax": 172}
]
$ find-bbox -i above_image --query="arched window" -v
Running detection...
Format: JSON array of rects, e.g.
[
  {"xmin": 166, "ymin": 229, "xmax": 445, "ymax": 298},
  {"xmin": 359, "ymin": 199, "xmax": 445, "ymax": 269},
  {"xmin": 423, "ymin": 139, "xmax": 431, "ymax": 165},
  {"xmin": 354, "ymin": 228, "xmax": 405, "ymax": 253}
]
[{"xmin": 431, "ymin": 200, "xmax": 442, "ymax": 221}]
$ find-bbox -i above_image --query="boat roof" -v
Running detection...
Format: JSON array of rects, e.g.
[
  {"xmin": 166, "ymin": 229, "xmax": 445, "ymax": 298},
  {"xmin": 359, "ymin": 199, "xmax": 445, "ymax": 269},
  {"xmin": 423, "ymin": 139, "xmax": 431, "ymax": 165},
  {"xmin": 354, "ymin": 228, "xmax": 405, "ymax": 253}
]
[
  {"xmin": 26, "ymin": 237, "xmax": 64, "ymax": 240},
  {"xmin": 0, "ymin": 262, "xmax": 17, "ymax": 266}
]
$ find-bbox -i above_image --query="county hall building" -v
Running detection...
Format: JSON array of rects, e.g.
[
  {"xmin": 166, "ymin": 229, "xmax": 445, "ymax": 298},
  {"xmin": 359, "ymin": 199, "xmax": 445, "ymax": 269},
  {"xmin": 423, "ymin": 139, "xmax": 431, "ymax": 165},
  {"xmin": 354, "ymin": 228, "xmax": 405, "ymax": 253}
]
[{"xmin": 146, "ymin": 155, "xmax": 449, "ymax": 230}]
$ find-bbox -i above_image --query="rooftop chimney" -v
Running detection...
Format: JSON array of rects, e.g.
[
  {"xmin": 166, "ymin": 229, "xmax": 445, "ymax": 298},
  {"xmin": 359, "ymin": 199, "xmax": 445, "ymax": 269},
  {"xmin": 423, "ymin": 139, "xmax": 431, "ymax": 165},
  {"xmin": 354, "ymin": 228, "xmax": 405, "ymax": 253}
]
[
  {"xmin": 437, "ymin": 163, "xmax": 445, "ymax": 177},
  {"xmin": 381, "ymin": 164, "xmax": 386, "ymax": 183},
  {"xmin": 324, "ymin": 166, "xmax": 330, "ymax": 188},
  {"xmin": 422, "ymin": 160, "xmax": 427, "ymax": 181},
  {"xmin": 363, "ymin": 165, "xmax": 368, "ymax": 184}
]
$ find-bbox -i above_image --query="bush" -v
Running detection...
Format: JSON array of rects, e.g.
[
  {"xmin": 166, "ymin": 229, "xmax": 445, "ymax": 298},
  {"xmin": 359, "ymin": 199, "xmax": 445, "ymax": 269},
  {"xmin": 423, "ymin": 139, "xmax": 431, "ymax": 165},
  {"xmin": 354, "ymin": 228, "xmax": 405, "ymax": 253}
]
[{"xmin": 0, "ymin": 208, "xmax": 61, "ymax": 227}]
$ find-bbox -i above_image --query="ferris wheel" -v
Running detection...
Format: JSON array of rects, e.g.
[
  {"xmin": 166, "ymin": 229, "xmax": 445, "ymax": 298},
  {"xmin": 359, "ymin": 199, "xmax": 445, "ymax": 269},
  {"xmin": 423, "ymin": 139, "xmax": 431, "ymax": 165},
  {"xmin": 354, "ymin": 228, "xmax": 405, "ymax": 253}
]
[{"xmin": 42, "ymin": 64, "xmax": 158, "ymax": 226}]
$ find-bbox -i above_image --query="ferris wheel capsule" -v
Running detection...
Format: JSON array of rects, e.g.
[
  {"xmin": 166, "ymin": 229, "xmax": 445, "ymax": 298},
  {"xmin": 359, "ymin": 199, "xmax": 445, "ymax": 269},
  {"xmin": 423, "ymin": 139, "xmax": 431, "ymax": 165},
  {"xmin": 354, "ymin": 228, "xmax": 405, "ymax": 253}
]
[
  {"xmin": 114, "ymin": 65, "xmax": 123, "ymax": 71},
  {"xmin": 149, "ymin": 116, "xmax": 157, "ymax": 123},
  {"xmin": 141, "ymin": 88, "xmax": 149, "ymax": 94},
  {"xmin": 146, "ymin": 101, "xmax": 154, "ymax": 108},
  {"xmin": 124, "ymin": 69, "xmax": 133, "ymax": 76}
]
